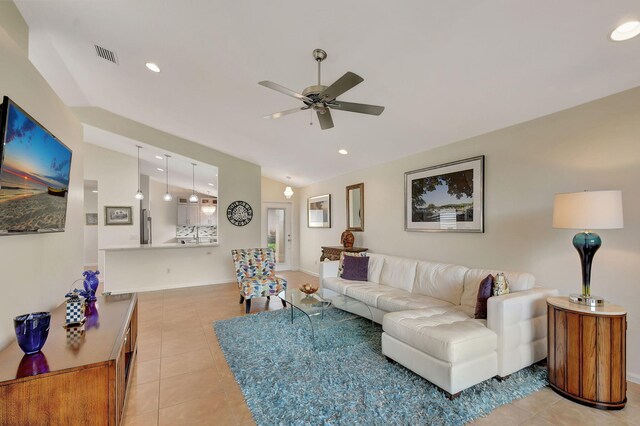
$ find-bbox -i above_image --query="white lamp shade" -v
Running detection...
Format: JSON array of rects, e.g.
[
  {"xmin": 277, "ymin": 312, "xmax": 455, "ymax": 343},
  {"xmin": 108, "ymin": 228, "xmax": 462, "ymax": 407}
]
[
  {"xmin": 284, "ymin": 186, "xmax": 294, "ymax": 199},
  {"xmin": 553, "ymin": 190, "xmax": 623, "ymax": 230}
]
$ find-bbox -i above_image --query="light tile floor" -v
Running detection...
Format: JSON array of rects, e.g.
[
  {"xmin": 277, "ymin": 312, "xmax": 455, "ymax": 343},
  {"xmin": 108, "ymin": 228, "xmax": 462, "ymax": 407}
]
[{"xmin": 122, "ymin": 271, "xmax": 639, "ymax": 426}]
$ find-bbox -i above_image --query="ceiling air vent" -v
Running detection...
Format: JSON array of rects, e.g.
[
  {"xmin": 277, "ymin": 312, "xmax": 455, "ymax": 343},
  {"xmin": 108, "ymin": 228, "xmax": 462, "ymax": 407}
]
[{"xmin": 94, "ymin": 44, "xmax": 118, "ymax": 64}]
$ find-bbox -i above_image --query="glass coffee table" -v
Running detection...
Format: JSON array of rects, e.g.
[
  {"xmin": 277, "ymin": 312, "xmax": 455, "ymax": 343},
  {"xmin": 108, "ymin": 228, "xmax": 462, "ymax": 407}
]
[{"xmin": 278, "ymin": 287, "xmax": 373, "ymax": 342}]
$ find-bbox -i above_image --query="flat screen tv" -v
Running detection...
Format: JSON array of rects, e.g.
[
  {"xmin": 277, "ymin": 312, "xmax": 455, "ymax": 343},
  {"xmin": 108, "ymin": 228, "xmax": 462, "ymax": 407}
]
[{"xmin": 0, "ymin": 96, "xmax": 73, "ymax": 234}]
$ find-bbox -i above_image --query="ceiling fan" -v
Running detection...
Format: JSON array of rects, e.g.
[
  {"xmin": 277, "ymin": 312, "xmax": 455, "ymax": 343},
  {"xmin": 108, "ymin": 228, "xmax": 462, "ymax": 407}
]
[{"xmin": 259, "ymin": 49, "xmax": 385, "ymax": 130}]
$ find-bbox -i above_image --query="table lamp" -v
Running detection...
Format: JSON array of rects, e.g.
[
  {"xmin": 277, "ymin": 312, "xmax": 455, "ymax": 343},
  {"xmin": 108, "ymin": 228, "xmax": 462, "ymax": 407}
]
[{"xmin": 552, "ymin": 190, "xmax": 623, "ymax": 307}]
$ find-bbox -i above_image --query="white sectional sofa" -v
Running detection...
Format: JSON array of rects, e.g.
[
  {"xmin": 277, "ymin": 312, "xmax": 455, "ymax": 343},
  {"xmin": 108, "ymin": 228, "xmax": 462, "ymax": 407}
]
[{"xmin": 319, "ymin": 253, "xmax": 558, "ymax": 398}]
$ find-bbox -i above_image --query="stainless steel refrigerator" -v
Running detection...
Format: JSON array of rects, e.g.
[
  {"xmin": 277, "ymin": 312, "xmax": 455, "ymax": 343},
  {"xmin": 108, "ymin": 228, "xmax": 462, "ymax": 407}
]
[{"xmin": 140, "ymin": 208, "xmax": 152, "ymax": 244}]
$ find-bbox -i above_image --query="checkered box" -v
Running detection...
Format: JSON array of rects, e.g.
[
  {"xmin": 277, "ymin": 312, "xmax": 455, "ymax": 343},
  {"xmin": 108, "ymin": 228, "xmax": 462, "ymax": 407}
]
[{"xmin": 65, "ymin": 293, "xmax": 86, "ymax": 325}]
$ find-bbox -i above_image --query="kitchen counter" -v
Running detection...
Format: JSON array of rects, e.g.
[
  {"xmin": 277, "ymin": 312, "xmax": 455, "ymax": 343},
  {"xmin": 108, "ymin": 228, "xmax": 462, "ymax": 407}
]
[
  {"xmin": 101, "ymin": 242, "xmax": 218, "ymax": 251},
  {"xmin": 100, "ymin": 242, "xmax": 226, "ymax": 294}
]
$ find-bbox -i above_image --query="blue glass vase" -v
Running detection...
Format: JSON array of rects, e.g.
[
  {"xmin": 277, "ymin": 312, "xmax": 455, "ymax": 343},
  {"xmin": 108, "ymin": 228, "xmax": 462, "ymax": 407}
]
[
  {"xmin": 82, "ymin": 270, "xmax": 100, "ymax": 301},
  {"xmin": 14, "ymin": 312, "xmax": 51, "ymax": 355}
]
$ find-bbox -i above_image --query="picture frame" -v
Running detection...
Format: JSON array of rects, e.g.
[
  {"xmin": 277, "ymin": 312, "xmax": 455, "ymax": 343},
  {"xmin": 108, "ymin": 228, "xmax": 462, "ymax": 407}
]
[
  {"xmin": 308, "ymin": 194, "xmax": 331, "ymax": 228},
  {"xmin": 85, "ymin": 213, "xmax": 98, "ymax": 226},
  {"xmin": 405, "ymin": 156, "xmax": 484, "ymax": 233},
  {"xmin": 105, "ymin": 206, "xmax": 133, "ymax": 226}
]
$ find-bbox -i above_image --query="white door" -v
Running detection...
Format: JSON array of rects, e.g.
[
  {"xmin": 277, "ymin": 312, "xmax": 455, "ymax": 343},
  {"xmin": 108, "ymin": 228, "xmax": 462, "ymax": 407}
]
[{"xmin": 262, "ymin": 202, "xmax": 292, "ymax": 271}]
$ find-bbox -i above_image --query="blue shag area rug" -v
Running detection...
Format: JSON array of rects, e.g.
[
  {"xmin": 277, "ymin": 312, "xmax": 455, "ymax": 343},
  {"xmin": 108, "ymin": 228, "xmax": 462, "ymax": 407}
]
[{"xmin": 213, "ymin": 309, "xmax": 548, "ymax": 426}]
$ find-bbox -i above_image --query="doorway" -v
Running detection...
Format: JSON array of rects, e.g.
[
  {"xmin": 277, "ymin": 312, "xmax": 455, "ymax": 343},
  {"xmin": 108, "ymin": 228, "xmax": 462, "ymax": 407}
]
[{"xmin": 262, "ymin": 202, "xmax": 292, "ymax": 271}]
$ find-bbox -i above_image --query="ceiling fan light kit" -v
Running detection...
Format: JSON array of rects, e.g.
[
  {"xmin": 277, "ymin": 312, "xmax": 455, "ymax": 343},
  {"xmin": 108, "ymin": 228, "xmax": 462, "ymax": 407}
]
[{"xmin": 259, "ymin": 49, "xmax": 385, "ymax": 130}]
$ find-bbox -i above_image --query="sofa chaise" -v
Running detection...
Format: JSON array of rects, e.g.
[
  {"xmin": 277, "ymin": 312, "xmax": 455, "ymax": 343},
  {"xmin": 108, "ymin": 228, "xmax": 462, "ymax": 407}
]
[{"xmin": 319, "ymin": 253, "xmax": 558, "ymax": 398}]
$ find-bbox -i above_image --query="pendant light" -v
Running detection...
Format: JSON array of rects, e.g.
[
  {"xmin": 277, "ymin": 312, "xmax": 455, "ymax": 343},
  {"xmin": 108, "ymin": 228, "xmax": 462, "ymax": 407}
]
[
  {"xmin": 189, "ymin": 163, "xmax": 198, "ymax": 203},
  {"xmin": 134, "ymin": 145, "xmax": 144, "ymax": 200},
  {"xmin": 163, "ymin": 154, "xmax": 172, "ymax": 201},
  {"xmin": 283, "ymin": 176, "xmax": 294, "ymax": 199}
]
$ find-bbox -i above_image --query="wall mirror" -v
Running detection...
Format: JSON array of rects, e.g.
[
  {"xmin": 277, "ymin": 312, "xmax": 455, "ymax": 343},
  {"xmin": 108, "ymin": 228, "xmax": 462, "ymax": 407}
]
[{"xmin": 346, "ymin": 182, "xmax": 364, "ymax": 231}]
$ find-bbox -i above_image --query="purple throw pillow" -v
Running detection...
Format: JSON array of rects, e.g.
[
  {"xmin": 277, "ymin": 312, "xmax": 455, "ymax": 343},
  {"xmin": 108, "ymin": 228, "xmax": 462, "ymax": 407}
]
[
  {"xmin": 341, "ymin": 255, "xmax": 369, "ymax": 281},
  {"xmin": 474, "ymin": 274, "xmax": 494, "ymax": 319}
]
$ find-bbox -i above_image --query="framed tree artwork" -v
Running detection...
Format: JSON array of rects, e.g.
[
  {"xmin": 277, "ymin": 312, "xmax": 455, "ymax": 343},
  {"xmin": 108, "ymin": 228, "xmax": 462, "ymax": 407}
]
[
  {"xmin": 308, "ymin": 194, "xmax": 331, "ymax": 228},
  {"xmin": 405, "ymin": 156, "xmax": 484, "ymax": 232}
]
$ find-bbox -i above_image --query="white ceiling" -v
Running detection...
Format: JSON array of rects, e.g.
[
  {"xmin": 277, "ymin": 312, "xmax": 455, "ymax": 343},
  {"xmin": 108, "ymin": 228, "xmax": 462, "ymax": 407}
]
[{"xmin": 14, "ymin": 1, "xmax": 640, "ymax": 186}]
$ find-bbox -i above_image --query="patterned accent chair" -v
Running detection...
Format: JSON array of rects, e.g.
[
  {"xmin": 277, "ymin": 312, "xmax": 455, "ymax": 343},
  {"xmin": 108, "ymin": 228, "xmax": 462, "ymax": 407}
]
[{"xmin": 231, "ymin": 248, "xmax": 288, "ymax": 313}]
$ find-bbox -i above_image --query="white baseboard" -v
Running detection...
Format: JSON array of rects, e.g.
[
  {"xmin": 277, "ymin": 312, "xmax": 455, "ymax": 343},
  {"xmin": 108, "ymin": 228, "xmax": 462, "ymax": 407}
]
[
  {"xmin": 104, "ymin": 277, "xmax": 235, "ymax": 295},
  {"xmin": 628, "ymin": 371, "xmax": 640, "ymax": 384},
  {"xmin": 298, "ymin": 267, "xmax": 319, "ymax": 277}
]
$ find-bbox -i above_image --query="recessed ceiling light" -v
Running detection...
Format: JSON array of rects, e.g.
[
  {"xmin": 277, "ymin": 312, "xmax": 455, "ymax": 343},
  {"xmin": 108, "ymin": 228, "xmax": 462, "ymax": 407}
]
[
  {"xmin": 338, "ymin": 149, "xmax": 348, "ymax": 155},
  {"xmin": 157, "ymin": 168, "xmax": 164, "ymax": 172},
  {"xmin": 208, "ymin": 183, "xmax": 214, "ymax": 186},
  {"xmin": 154, "ymin": 155, "xmax": 163, "ymax": 160},
  {"xmin": 610, "ymin": 21, "xmax": 640, "ymax": 41},
  {"xmin": 145, "ymin": 62, "xmax": 161, "ymax": 72},
  {"xmin": 92, "ymin": 190, "xmax": 98, "ymax": 193}
]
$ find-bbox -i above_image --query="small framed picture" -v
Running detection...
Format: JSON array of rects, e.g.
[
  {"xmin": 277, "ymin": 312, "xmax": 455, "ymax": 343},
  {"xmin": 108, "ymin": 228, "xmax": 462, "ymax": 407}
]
[
  {"xmin": 105, "ymin": 206, "xmax": 133, "ymax": 226},
  {"xmin": 85, "ymin": 213, "xmax": 98, "ymax": 226},
  {"xmin": 405, "ymin": 156, "xmax": 484, "ymax": 233},
  {"xmin": 308, "ymin": 194, "xmax": 331, "ymax": 228}
]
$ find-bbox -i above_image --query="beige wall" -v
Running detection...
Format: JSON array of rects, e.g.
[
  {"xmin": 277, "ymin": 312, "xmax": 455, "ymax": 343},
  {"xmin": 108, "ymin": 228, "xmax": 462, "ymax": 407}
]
[
  {"xmin": 261, "ymin": 177, "xmax": 300, "ymax": 269},
  {"xmin": 0, "ymin": 1, "xmax": 27, "ymax": 53},
  {"xmin": 83, "ymin": 186, "xmax": 98, "ymax": 266},
  {"xmin": 0, "ymin": 9, "xmax": 84, "ymax": 349},
  {"xmin": 84, "ymin": 143, "xmax": 140, "ymax": 266},
  {"xmin": 299, "ymin": 86, "xmax": 640, "ymax": 381}
]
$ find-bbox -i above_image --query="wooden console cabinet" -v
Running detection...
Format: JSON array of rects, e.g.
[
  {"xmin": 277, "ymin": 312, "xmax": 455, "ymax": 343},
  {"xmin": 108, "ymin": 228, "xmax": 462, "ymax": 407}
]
[
  {"xmin": 547, "ymin": 296, "xmax": 626, "ymax": 410},
  {"xmin": 0, "ymin": 293, "xmax": 138, "ymax": 425},
  {"xmin": 320, "ymin": 246, "xmax": 368, "ymax": 262}
]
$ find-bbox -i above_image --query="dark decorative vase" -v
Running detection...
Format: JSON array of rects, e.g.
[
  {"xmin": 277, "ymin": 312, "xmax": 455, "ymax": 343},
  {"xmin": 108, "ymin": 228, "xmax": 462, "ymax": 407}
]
[
  {"xmin": 16, "ymin": 352, "xmax": 50, "ymax": 378},
  {"xmin": 14, "ymin": 312, "xmax": 51, "ymax": 355},
  {"xmin": 83, "ymin": 270, "xmax": 100, "ymax": 301}
]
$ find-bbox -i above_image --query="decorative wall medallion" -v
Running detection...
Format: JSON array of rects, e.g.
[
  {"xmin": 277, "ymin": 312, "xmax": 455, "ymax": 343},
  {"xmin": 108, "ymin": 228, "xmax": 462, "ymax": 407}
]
[{"xmin": 227, "ymin": 201, "xmax": 253, "ymax": 226}]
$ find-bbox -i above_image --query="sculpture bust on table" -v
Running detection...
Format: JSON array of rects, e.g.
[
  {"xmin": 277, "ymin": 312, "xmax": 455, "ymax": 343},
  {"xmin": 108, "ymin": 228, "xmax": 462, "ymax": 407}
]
[{"xmin": 341, "ymin": 230, "xmax": 355, "ymax": 248}]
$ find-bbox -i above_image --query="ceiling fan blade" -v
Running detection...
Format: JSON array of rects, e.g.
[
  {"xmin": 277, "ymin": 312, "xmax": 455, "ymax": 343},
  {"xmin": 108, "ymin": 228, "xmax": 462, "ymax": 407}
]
[
  {"xmin": 263, "ymin": 106, "xmax": 308, "ymax": 119},
  {"xmin": 317, "ymin": 109, "xmax": 334, "ymax": 130},
  {"xmin": 329, "ymin": 101, "xmax": 385, "ymax": 116},
  {"xmin": 258, "ymin": 81, "xmax": 312, "ymax": 103},
  {"xmin": 319, "ymin": 72, "xmax": 364, "ymax": 102}
]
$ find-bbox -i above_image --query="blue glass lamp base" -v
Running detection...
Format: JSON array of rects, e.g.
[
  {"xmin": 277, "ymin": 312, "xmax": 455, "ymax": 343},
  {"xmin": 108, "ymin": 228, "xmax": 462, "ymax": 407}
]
[
  {"xmin": 571, "ymin": 231, "xmax": 603, "ymax": 306},
  {"xmin": 569, "ymin": 293, "xmax": 605, "ymax": 307}
]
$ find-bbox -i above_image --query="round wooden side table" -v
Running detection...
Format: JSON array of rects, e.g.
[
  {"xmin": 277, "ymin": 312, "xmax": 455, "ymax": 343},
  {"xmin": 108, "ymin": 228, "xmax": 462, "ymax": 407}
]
[{"xmin": 547, "ymin": 296, "xmax": 627, "ymax": 409}]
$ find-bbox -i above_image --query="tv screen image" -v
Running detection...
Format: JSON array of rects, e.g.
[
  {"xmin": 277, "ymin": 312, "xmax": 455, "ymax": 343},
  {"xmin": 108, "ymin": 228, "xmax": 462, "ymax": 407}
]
[{"xmin": 0, "ymin": 97, "xmax": 72, "ymax": 234}]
